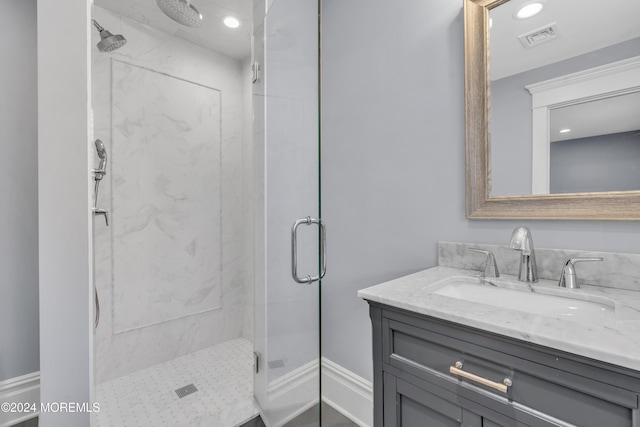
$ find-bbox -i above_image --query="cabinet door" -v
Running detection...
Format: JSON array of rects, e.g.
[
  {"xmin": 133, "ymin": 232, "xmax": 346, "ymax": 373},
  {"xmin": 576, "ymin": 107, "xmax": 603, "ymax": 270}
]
[{"xmin": 384, "ymin": 373, "xmax": 482, "ymax": 427}]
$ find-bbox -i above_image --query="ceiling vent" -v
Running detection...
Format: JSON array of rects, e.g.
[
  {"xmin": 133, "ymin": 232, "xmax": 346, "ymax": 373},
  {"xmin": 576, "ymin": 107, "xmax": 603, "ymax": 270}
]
[{"xmin": 518, "ymin": 23, "xmax": 560, "ymax": 48}]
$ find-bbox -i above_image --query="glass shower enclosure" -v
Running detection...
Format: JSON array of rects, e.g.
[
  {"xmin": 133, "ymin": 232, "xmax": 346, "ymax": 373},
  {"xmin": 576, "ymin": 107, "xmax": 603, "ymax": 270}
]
[
  {"xmin": 253, "ymin": 1, "xmax": 323, "ymax": 425},
  {"xmin": 90, "ymin": 0, "xmax": 322, "ymax": 425}
]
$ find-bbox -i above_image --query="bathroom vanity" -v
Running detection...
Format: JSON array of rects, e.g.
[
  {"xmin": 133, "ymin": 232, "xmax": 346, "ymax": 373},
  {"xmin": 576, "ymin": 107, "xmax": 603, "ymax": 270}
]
[{"xmin": 359, "ymin": 243, "xmax": 640, "ymax": 427}]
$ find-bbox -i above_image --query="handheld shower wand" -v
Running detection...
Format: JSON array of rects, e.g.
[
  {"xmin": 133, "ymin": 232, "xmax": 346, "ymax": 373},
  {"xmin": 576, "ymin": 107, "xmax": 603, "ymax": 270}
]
[
  {"xmin": 92, "ymin": 139, "xmax": 109, "ymax": 227},
  {"xmin": 91, "ymin": 139, "xmax": 109, "ymax": 328},
  {"xmin": 94, "ymin": 139, "xmax": 107, "ymax": 179}
]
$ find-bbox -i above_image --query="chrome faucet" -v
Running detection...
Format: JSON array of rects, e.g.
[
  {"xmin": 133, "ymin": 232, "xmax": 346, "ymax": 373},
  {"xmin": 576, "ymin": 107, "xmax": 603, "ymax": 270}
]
[{"xmin": 509, "ymin": 227, "xmax": 538, "ymax": 284}]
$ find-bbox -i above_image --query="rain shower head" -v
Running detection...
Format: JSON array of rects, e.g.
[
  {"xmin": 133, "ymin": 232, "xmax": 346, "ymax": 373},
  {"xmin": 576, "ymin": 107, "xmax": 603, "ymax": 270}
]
[
  {"xmin": 156, "ymin": 0, "xmax": 203, "ymax": 28},
  {"xmin": 92, "ymin": 19, "xmax": 127, "ymax": 52}
]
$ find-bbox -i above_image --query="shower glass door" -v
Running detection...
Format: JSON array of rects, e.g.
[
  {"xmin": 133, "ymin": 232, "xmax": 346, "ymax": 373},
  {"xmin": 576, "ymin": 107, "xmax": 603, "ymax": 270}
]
[
  {"xmin": 253, "ymin": 0, "xmax": 322, "ymax": 425},
  {"xmin": 90, "ymin": 0, "xmax": 321, "ymax": 424}
]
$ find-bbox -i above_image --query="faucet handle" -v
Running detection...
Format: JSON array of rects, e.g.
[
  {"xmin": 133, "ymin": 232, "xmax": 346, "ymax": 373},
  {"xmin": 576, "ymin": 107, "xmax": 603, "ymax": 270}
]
[
  {"xmin": 558, "ymin": 257, "xmax": 603, "ymax": 289},
  {"xmin": 470, "ymin": 248, "xmax": 500, "ymax": 278},
  {"xmin": 93, "ymin": 207, "xmax": 109, "ymax": 227}
]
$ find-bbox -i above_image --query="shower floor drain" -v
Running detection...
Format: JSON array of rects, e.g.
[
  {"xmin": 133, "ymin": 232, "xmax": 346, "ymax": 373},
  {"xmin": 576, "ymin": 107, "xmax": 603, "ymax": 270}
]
[{"xmin": 175, "ymin": 383, "xmax": 198, "ymax": 399}]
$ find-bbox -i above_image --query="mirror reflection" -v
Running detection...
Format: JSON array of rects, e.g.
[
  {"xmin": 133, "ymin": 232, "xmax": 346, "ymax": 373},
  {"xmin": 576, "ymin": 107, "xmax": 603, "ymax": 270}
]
[
  {"xmin": 549, "ymin": 92, "xmax": 640, "ymax": 194},
  {"xmin": 488, "ymin": 0, "xmax": 640, "ymax": 197}
]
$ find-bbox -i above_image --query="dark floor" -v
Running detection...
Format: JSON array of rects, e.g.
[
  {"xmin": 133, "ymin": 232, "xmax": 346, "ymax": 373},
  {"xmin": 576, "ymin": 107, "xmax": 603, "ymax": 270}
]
[
  {"xmin": 16, "ymin": 404, "xmax": 356, "ymax": 427},
  {"xmin": 240, "ymin": 415, "xmax": 267, "ymax": 427},
  {"xmin": 240, "ymin": 403, "xmax": 358, "ymax": 427},
  {"xmin": 285, "ymin": 403, "xmax": 358, "ymax": 427},
  {"xmin": 10, "ymin": 417, "xmax": 38, "ymax": 427}
]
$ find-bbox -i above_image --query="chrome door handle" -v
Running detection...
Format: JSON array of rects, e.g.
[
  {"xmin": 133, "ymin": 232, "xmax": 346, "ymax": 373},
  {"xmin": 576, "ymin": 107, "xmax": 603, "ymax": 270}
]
[{"xmin": 291, "ymin": 217, "xmax": 326, "ymax": 284}]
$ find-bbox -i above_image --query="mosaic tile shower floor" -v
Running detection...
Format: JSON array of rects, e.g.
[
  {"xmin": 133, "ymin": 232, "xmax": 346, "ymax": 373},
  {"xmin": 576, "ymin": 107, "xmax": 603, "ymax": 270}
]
[{"xmin": 96, "ymin": 338, "xmax": 258, "ymax": 427}]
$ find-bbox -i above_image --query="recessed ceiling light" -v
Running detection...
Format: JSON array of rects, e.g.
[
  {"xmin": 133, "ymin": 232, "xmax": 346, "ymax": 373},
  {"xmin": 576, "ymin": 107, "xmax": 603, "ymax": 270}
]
[
  {"xmin": 559, "ymin": 128, "xmax": 571, "ymax": 133},
  {"xmin": 515, "ymin": 2, "xmax": 544, "ymax": 19},
  {"xmin": 223, "ymin": 16, "xmax": 240, "ymax": 29}
]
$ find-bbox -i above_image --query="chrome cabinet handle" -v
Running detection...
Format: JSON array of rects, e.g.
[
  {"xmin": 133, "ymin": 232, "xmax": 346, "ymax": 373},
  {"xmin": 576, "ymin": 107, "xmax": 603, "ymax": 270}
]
[
  {"xmin": 449, "ymin": 361, "xmax": 512, "ymax": 393},
  {"xmin": 291, "ymin": 217, "xmax": 326, "ymax": 284}
]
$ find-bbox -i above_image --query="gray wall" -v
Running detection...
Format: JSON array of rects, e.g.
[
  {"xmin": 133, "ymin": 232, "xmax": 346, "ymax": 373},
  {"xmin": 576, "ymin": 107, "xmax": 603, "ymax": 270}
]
[
  {"xmin": 38, "ymin": 0, "xmax": 94, "ymax": 424},
  {"xmin": 491, "ymin": 37, "xmax": 640, "ymax": 196},
  {"xmin": 550, "ymin": 130, "xmax": 640, "ymax": 193},
  {"xmin": 321, "ymin": 0, "xmax": 640, "ymax": 383},
  {"xmin": 0, "ymin": 0, "xmax": 39, "ymax": 383}
]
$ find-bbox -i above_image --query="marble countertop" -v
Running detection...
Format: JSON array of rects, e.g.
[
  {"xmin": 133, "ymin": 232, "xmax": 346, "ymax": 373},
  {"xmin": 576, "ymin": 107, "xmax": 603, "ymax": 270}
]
[{"xmin": 358, "ymin": 266, "xmax": 640, "ymax": 372}]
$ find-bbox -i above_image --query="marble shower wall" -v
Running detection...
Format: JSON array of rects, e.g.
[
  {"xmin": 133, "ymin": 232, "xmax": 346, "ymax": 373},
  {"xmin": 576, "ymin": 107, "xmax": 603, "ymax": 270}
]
[
  {"xmin": 111, "ymin": 60, "xmax": 222, "ymax": 332},
  {"xmin": 92, "ymin": 7, "xmax": 251, "ymax": 383}
]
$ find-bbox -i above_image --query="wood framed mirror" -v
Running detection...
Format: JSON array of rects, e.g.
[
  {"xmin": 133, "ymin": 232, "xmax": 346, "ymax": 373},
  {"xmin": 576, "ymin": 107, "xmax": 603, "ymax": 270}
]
[{"xmin": 464, "ymin": 0, "xmax": 640, "ymax": 220}]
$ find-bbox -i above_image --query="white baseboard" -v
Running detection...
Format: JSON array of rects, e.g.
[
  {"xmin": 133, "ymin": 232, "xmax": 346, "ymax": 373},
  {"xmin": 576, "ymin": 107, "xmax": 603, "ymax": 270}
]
[
  {"xmin": 0, "ymin": 372, "xmax": 40, "ymax": 427},
  {"xmin": 262, "ymin": 360, "xmax": 319, "ymax": 426},
  {"xmin": 257, "ymin": 358, "xmax": 373, "ymax": 427},
  {"xmin": 321, "ymin": 358, "xmax": 373, "ymax": 427}
]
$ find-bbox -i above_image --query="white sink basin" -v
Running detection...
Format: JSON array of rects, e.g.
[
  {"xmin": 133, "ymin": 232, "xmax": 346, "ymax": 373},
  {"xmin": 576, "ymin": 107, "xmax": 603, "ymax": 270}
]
[{"xmin": 428, "ymin": 276, "xmax": 616, "ymax": 323}]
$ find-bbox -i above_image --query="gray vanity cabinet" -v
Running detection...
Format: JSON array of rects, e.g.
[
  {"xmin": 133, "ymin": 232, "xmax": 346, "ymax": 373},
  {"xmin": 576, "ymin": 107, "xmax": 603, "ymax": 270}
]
[
  {"xmin": 368, "ymin": 304, "xmax": 640, "ymax": 427},
  {"xmin": 383, "ymin": 372, "xmax": 534, "ymax": 427},
  {"xmin": 384, "ymin": 372, "xmax": 481, "ymax": 426},
  {"xmin": 383, "ymin": 372, "xmax": 545, "ymax": 427}
]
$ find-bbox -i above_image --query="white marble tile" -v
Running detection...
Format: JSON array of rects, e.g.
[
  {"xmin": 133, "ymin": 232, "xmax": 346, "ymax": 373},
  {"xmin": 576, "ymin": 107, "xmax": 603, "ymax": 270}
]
[
  {"xmin": 111, "ymin": 60, "xmax": 222, "ymax": 331},
  {"xmin": 96, "ymin": 338, "xmax": 259, "ymax": 427},
  {"xmin": 92, "ymin": 7, "xmax": 253, "ymax": 383}
]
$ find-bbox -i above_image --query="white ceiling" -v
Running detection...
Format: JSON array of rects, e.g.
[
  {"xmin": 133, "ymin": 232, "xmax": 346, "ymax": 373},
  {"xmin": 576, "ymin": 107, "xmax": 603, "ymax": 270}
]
[
  {"xmin": 94, "ymin": 0, "xmax": 253, "ymax": 60},
  {"xmin": 490, "ymin": 0, "xmax": 640, "ymax": 80}
]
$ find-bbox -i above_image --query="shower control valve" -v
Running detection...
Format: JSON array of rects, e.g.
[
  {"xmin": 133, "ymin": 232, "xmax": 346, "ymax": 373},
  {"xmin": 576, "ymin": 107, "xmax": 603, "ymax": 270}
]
[{"xmin": 93, "ymin": 207, "xmax": 109, "ymax": 227}]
